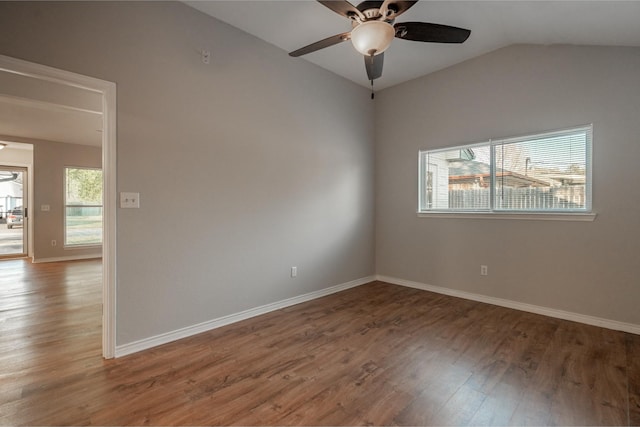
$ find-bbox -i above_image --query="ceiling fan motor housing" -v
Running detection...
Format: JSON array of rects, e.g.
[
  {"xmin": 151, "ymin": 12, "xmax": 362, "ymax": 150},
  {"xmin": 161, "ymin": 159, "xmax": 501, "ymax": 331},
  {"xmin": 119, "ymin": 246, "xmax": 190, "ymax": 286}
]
[
  {"xmin": 354, "ymin": 1, "xmax": 396, "ymax": 22},
  {"xmin": 357, "ymin": 1, "xmax": 389, "ymax": 14}
]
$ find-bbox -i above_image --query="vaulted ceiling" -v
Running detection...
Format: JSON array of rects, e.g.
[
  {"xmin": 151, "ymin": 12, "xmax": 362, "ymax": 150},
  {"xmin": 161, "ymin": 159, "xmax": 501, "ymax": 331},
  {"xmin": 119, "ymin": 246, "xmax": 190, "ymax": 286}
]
[
  {"xmin": 2, "ymin": 1, "xmax": 640, "ymax": 148},
  {"xmin": 187, "ymin": 1, "xmax": 640, "ymax": 90}
]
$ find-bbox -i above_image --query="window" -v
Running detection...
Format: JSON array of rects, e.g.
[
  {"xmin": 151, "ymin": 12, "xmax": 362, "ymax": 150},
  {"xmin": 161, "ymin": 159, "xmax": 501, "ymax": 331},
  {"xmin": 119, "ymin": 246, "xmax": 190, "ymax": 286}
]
[
  {"xmin": 418, "ymin": 125, "xmax": 592, "ymax": 214},
  {"xmin": 65, "ymin": 167, "xmax": 103, "ymax": 246}
]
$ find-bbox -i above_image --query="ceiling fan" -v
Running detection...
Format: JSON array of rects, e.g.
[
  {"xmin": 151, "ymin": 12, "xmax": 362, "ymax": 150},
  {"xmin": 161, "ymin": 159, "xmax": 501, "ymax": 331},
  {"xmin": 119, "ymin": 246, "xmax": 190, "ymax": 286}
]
[{"xmin": 289, "ymin": 0, "xmax": 471, "ymax": 84}]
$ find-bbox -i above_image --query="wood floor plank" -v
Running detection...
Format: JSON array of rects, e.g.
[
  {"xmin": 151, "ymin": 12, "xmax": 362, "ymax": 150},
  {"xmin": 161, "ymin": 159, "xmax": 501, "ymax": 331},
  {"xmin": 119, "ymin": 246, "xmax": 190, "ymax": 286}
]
[
  {"xmin": 391, "ymin": 360, "xmax": 473, "ymax": 425},
  {"xmin": 627, "ymin": 333, "xmax": 640, "ymax": 426},
  {"xmin": 1, "ymin": 261, "xmax": 638, "ymax": 426},
  {"xmin": 529, "ymin": 322, "xmax": 628, "ymax": 426},
  {"xmin": 508, "ymin": 390, "xmax": 553, "ymax": 426}
]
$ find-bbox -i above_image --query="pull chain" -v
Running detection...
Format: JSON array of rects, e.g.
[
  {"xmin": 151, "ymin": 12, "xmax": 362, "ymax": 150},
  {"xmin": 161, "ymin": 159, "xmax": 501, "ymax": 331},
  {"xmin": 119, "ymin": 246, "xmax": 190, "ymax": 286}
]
[{"xmin": 370, "ymin": 79, "xmax": 375, "ymax": 100}]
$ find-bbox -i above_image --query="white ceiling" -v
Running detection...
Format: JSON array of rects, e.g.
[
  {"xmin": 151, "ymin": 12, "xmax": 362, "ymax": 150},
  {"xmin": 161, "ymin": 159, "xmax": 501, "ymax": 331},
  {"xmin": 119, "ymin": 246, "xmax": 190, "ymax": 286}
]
[
  {"xmin": 187, "ymin": 0, "xmax": 640, "ymax": 90},
  {"xmin": 0, "ymin": 69, "xmax": 103, "ymax": 148}
]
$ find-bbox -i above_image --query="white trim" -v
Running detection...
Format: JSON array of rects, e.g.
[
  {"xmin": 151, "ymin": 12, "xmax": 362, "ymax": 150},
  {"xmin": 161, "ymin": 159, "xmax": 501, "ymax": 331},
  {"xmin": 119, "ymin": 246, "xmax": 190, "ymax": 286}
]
[
  {"xmin": 0, "ymin": 164, "xmax": 30, "ymax": 257},
  {"xmin": 376, "ymin": 275, "xmax": 640, "ymax": 335},
  {"xmin": 115, "ymin": 276, "xmax": 374, "ymax": 358},
  {"xmin": 0, "ymin": 56, "xmax": 104, "ymax": 93},
  {"xmin": 0, "ymin": 93, "xmax": 102, "ymax": 116},
  {"xmin": 0, "ymin": 158, "xmax": 33, "ymax": 258},
  {"xmin": 102, "ymin": 77, "xmax": 117, "ymax": 360},
  {"xmin": 0, "ymin": 54, "xmax": 117, "ymax": 359},
  {"xmin": 64, "ymin": 244, "xmax": 102, "ymax": 250},
  {"xmin": 417, "ymin": 212, "xmax": 597, "ymax": 221},
  {"xmin": 32, "ymin": 254, "xmax": 101, "ymax": 264}
]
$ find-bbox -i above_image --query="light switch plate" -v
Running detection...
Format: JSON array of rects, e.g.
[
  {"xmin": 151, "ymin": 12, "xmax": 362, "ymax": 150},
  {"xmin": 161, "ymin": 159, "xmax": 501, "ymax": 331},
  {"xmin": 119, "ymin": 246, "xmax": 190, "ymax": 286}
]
[
  {"xmin": 41, "ymin": 204, "xmax": 50, "ymax": 212},
  {"xmin": 120, "ymin": 192, "xmax": 140, "ymax": 208}
]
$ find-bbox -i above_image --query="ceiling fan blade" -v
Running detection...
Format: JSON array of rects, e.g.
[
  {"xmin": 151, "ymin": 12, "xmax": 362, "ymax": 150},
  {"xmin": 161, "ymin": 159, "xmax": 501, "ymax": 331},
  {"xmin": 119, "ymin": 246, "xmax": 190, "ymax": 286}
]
[
  {"xmin": 364, "ymin": 53, "xmax": 384, "ymax": 80},
  {"xmin": 317, "ymin": 1, "xmax": 365, "ymax": 21},
  {"xmin": 394, "ymin": 22, "xmax": 471, "ymax": 43},
  {"xmin": 289, "ymin": 32, "xmax": 351, "ymax": 57}
]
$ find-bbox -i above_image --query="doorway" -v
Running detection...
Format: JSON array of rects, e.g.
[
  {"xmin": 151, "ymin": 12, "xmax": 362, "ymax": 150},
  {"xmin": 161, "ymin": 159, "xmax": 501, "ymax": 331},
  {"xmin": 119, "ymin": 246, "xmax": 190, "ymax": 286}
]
[
  {"xmin": 0, "ymin": 54, "xmax": 116, "ymax": 358},
  {"xmin": 0, "ymin": 166, "xmax": 28, "ymax": 258}
]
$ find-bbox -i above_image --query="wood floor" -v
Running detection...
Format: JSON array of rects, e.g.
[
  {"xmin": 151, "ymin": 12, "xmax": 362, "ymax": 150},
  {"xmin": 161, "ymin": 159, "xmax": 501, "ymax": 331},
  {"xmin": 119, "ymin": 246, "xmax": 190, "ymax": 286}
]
[{"xmin": 1, "ymin": 259, "xmax": 639, "ymax": 426}]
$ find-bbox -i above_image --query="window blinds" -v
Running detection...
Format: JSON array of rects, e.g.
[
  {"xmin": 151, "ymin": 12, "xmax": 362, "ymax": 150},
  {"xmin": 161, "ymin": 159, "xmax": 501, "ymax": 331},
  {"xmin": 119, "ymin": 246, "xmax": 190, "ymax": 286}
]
[{"xmin": 419, "ymin": 125, "xmax": 592, "ymax": 213}]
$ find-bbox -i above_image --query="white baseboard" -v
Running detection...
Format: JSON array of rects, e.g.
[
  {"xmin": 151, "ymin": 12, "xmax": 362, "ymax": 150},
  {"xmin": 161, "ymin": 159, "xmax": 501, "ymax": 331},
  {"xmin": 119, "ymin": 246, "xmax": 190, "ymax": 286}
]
[
  {"xmin": 32, "ymin": 254, "xmax": 102, "ymax": 263},
  {"xmin": 115, "ymin": 275, "xmax": 375, "ymax": 358},
  {"xmin": 376, "ymin": 275, "xmax": 640, "ymax": 335}
]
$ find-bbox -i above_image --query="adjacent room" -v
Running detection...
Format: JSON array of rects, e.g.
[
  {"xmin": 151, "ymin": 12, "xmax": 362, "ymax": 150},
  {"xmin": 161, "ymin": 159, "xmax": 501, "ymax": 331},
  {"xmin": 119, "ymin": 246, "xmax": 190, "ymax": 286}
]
[{"xmin": 0, "ymin": 1, "xmax": 639, "ymax": 425}]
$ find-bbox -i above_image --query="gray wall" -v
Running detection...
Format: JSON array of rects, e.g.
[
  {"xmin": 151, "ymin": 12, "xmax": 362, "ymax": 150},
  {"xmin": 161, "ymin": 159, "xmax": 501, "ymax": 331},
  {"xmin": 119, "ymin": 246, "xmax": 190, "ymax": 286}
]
[
  {"xmin": 3, "ymin": 2, "xmax": 637, "ymax": 348},
  {"xmin": 0, "ymin": 140, "xmax": 102, "ymax": 261},
  {"xmin": 375, "ymin": 45, "xmax": 640, "ymax": 325},
  {"xmin": 33, "ymin": 141, "xmax": 102, "ymax": 261},
  {"xmin": 0, "ymin": 2, "xmax": 375, "ymax": 345}
]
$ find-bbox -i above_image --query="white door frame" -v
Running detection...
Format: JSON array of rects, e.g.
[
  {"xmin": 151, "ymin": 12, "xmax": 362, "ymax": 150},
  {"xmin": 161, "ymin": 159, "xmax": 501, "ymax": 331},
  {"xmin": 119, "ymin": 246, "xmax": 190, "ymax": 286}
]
[
  {"xmin": 0, "ymin": 165, "xmax": 29, "ymax": 258},
  {"xmin": 0, "ymin": 160, "xmax": 33, "ymax": 259},
  {"xmin": 0, "ymin": 54, "xmax": 117, "ymax": 358}
]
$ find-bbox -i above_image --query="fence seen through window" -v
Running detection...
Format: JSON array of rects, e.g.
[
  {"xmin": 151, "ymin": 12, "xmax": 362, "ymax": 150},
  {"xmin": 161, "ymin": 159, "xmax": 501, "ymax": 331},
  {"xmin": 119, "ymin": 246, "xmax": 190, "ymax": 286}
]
[{"xmin": 419, "ymin": 126, "xmax": 591, "ymax": 213}]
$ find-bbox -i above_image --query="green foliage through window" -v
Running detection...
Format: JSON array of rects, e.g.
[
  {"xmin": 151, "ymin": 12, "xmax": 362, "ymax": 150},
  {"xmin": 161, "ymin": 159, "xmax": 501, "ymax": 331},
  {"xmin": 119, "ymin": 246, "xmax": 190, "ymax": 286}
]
[
  {"xmin": 65, "ymin": 168, "xmax": 103, "ymax": 246},
  {"xmin": 66, "ymin": 168, "xmax": 103, "ymax": 205}
]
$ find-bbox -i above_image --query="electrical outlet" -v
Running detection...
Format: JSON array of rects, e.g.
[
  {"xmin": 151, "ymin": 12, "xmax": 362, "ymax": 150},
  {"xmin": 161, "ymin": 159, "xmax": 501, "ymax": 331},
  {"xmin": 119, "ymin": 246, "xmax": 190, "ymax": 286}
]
[
  {"xmin": 51, "ymin": 240, "xmax": 56, "ymax": 247},
  {"xmin": 291, "ymin": 266, "xmax": 297, "ymax": 278},
  {"xmin": 480, "ymin": 265, "xmax": 488, "ymax": 276}
]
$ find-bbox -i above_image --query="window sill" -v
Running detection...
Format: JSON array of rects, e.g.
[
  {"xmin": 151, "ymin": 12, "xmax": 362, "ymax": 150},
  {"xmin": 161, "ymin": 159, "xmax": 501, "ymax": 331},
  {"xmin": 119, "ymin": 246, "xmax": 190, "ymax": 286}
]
[{"xmin": 417, "ymin": 211, "xmax": 597, "ymax": 222}]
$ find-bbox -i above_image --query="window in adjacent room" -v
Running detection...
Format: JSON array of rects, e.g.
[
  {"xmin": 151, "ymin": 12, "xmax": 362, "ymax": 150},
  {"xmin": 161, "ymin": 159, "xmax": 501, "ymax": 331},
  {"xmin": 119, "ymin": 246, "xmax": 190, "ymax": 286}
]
[
  {"xmin": 418, "ymin": 125, "xmax": 592, "ymax": 213},
  {"xmin": 64, "ymin": 167, "xmax": 103, "ymax": 247}
]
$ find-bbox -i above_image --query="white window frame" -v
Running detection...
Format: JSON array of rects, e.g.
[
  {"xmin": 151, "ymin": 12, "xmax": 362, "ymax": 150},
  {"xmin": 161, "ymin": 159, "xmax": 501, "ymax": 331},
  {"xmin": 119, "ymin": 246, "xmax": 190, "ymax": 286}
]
[
  {"xmin": 64, "ymin": 166, "xmax": 103, "ymax": 248},
  {"xmin": 418, "ymin": 125, "xmax": 596, "ymax": 221}
]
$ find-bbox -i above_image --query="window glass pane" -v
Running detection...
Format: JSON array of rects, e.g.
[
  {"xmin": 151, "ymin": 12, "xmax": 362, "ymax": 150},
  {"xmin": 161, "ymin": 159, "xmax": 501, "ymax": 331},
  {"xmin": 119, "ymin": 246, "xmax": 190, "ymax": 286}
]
[
  {"xmin": 421, "ymin": 145, "xmax": 491, "ymax": 211},
  {"xmin": 65, "ymin": 207, "xmax": 103, "ymax": 246},
  {"xmin": 66, "ymin": 168, "xmax": 103, "ymax": 205},
  {"xmin": 419, "ymin": 126, "xmax": 591, "ymax": 214},
  {"xmin": 65, "ymin": 168, "xmax": 103, "ymax": 246},
  {"xmin": 494, "ymin": 130, "xmax": 587, "ymax": 211}
]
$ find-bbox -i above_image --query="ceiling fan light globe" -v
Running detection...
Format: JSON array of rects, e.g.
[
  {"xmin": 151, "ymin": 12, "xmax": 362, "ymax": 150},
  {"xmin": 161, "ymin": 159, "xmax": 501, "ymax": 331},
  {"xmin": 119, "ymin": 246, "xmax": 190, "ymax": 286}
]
[{"xmin": 350, "ymin": 21, "xmax": 395, "ymax": 56}]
